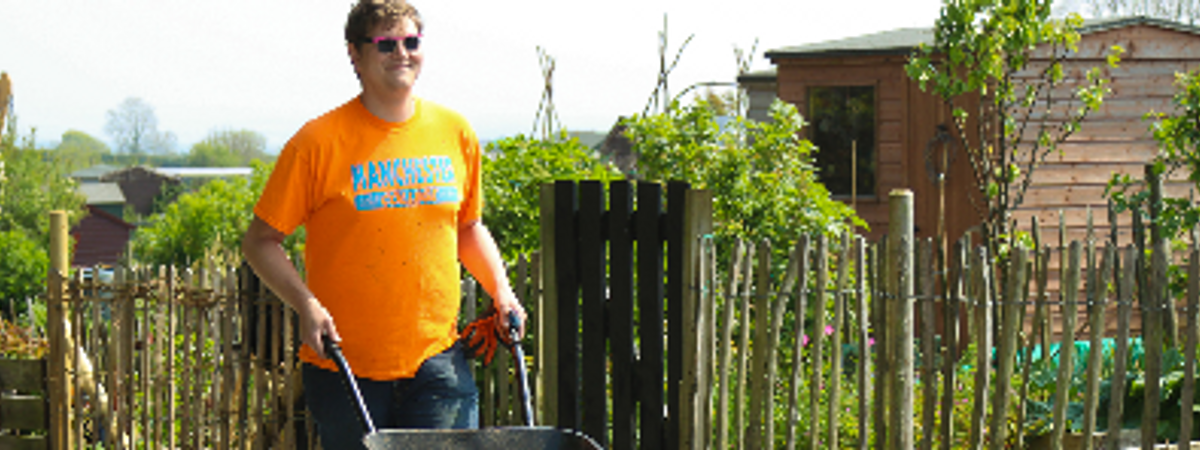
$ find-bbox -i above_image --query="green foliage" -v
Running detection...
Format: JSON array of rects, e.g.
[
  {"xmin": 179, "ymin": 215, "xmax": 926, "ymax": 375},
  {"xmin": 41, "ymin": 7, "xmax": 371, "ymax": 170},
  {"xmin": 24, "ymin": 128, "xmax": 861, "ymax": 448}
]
[
  {"xmin": 0, "ymin": 126, "xmax": 87, "ymax": 244},
  {"xmin": 55, "ymin": 129, "xmax": 111, "ymax": 173},
  {"xmin": 482, "ymin": 132, "xmax": 622, "ymax": 262},
  {"xmin": 132, "ymin": 161, "xmax": 302, "ymax": 266},
  {"xmin": 0, "ymin": 230, "xmax": 48, "ymax": 310},
  {"xmin": 905, "ymin": 0, "xmax": 1119, "ymax": 256},
  {"xmin": 187, "ymin": 141, "xmax": 243, "ymax": 167},
  {"xmin": 623, "ymin": 99, "xmax": 864, "ymax": 272},
  {"xmin": 1106, "ymin": 70, "xmax": 1200, "ymax": 299},
  {"xmin": 186, "ymin": 129, "xmax": 271, "ymax": 167},
  {"xmin": 0, "ymin": 123, "xmax": 86, "ymax": 312}
]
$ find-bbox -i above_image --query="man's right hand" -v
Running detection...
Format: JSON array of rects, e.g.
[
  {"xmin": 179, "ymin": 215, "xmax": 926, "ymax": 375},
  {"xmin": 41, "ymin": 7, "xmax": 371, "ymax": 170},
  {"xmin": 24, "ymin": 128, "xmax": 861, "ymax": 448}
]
[{"xmin": 298, "ymin": 297, "xmax": 340, "ymax": 359}]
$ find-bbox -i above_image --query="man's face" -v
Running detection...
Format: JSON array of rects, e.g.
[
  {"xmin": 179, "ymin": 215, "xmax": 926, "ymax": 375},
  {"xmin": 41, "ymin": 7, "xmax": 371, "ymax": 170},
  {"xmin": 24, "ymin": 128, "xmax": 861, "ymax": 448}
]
[{"xmin": 349, "ymin": 17, "xmax": 423, "ymax": 95}]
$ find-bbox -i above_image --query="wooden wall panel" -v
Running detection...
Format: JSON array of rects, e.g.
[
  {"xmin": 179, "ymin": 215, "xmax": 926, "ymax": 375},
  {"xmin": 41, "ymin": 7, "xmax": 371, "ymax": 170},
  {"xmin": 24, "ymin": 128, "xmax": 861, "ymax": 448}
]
[
  {"xmin": 1030, "ymin": 24, "xmax": 1200, "ymax": 60},
  {"xmin": 1027, "ymin": 162, "xmax": 1145, "ymax": 185},
  {"xmin": 878, "ymin": 142, "xmax": 904, "ymax": 164},
  {"xmin": 1023, "ymin": 96, "xmax": 1181, "ymax": 121},
  {"xmin": 1016, "ymin": 139, "xmax": 1160, "ymax": 163},
  {"xmin": 1019, "ymin": 182, "xmax": 1195, "ymax": 208},
  {"xmin": 1017, "ymin": 121, "xmax": 1153, "ymax": 141}
]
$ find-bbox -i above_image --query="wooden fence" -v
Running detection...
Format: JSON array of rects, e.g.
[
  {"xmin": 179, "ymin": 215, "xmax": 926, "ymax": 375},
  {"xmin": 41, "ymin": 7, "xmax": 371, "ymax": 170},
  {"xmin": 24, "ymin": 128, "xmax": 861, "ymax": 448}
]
[
  {"xmin": 542, "ymin": 181, "xmax": 1200, "ymax": 450},
  {"xmin": 29, "ymin": 175, "xmax": 1200, "ymax": 449},
  {"xmin": 39, "ymin": 260, "xmax": 308, "ymax": 449}
]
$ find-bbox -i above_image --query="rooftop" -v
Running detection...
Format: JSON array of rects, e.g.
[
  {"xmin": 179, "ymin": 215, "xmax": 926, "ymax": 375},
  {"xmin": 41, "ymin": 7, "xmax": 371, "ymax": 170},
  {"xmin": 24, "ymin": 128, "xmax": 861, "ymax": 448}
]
[
  {"xmin": 765, "ymin": 15, "xmax": 1200, "ymax": 60},
  {"xmin": 77, "ymin": 182, "xmax": 125, "ymax": 205},
  {"xmin": 155, "ymin": 167, "xmax": 253, "ymax": 178}
]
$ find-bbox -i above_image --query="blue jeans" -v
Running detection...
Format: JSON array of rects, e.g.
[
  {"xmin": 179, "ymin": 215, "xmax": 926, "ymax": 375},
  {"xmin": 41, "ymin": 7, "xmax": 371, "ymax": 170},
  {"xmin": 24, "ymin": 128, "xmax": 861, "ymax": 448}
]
[{"xmin": 303, "ymin": 341, "xmax": 479, "ymax": 449}]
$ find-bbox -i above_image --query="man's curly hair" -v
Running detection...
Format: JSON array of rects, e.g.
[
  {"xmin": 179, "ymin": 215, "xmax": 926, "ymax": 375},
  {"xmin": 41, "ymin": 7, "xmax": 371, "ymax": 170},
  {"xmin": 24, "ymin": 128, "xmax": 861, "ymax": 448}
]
[{"xmin": 345, "ymin": 0, "xmax": 423, "ymax": 48}]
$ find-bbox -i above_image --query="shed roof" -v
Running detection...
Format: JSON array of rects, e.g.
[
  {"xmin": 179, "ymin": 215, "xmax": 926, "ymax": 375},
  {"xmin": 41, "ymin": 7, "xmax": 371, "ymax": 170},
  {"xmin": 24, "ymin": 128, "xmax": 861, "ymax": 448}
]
[
  {"xmin": 765, "ymin": 15, "xmax": 1200, "ymax": 60},
  {"xmin": 155, "ymin": 167, "xmax": 252, "ymax": 178},
  {"xmin": 737, "ymin": 68, "xmax": 778, "ymax": 84},
  {"xmin": 70, "ymin": 164, "xmax": 119, "ymax": 180},
  {"xmin": 77, "ymin": 182, "xmax": 126, "ymax": 205}
]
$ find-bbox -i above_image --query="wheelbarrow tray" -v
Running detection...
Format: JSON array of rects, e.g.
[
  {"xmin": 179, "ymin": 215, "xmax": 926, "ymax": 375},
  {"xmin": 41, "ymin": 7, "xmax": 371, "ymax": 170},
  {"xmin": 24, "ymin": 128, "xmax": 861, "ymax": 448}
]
[
  {"xmin": 364, "ymin": 426, "xmax": 602, "ymax": 450},
  {"xmin": 323, "ymin": 318, "xmax": 604, "ymax": 450}
]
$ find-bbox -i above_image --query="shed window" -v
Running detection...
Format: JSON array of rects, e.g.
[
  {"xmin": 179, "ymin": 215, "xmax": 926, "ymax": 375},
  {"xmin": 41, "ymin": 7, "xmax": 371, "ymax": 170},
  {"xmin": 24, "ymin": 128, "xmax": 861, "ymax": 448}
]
[{"xmin": 808, "ymin": 86, "xmax": 875, "ymax": 197}]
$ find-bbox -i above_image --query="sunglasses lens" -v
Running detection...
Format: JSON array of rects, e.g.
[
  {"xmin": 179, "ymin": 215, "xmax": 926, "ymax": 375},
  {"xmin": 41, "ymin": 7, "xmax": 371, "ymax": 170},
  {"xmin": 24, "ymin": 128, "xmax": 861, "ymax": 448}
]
[
  {"xmin": 403, "ymin": 36, "xmax": 420, "ymax": 51},
  {"xmin": 376, "ymin": 39, "xmax": 398, "ymax": 53}
]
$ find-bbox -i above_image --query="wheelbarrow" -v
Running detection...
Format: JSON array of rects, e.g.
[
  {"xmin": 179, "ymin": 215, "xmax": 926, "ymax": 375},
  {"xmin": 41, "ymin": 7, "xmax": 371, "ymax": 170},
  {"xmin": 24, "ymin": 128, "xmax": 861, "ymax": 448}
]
[{"xmin": 324, "ymin": 312, "xmax": 603, "ymax": 450}]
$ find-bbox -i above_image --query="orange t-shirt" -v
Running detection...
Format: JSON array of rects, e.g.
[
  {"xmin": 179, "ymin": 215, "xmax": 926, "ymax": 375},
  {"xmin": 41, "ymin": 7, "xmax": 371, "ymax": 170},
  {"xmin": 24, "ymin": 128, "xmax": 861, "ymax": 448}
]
[{"xmin": 254, "ymin": 96, "xmax": 481, "ymax": 380}]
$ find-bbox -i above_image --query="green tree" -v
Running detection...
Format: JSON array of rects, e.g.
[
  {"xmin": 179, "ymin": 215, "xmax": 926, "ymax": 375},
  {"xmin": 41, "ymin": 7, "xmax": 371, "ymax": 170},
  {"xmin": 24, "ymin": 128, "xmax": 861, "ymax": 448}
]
[
  {"xmin": 187, "ymin": 141, "xmax": 242, "ymax": 167},
  {"xmin": 483, "ymin": 132, "xmax": 623, "ymax": 262},
  {"xmin": 56, "ymin": 129, "xmax": 111, "ymax": 172},
  {"xmin": 905, "ymin": 0, "xmax": 1120, "ymax": 258},
  {"xmin": 0, "ymin": 125, "xmax": 86, "ymax": 245},
  {"xmin": 132, "ymin": 161, "xmax": 302, "ymax": 266},
  {"xmin": 0, "ymin": 230, "xmax": 49, "ymax": 306},
  {"xmin": 104, "ymin": 97, "xmax": 177, "ymax": 158},
  {"xmin": 624, "ymin": 99, "xmax": 864, "ymax": 271},
  {"xmin": 0, "ymin": 121, "xmax": 86, "ymax": 312},
  {"xmin": 187, "ymin": 129, "xmax": 269, "ymax": 167}
]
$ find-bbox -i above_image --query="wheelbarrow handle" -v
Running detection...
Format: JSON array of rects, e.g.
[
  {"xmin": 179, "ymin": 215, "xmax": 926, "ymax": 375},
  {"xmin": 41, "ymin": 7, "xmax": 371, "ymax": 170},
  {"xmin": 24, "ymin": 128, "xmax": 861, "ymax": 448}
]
[
  {"xmin": 323, "ymin": 335, "xmax": 377, "ymax": 435},
  {"xmin": 507, "ymin": 311, "xmax": 536, "ymax": 427}
]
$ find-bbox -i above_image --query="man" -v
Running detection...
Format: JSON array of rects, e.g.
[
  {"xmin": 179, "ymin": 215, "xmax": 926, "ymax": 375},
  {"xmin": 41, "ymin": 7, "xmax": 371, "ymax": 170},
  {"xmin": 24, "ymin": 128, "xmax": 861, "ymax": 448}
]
[{"xmin": 241, "ymin": 0, "xmax": 525, "ymax": 447}]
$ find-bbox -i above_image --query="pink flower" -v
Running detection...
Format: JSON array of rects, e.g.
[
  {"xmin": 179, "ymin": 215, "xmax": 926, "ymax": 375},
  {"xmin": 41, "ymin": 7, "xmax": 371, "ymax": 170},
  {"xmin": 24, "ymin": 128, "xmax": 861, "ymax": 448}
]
[
  {"xmin": 801, "ymin": 334, "xmax": 810, "ymax": 347},
  {"xmin": 825, "ymin": 325, "xmax": 835, "ymax": 335}
]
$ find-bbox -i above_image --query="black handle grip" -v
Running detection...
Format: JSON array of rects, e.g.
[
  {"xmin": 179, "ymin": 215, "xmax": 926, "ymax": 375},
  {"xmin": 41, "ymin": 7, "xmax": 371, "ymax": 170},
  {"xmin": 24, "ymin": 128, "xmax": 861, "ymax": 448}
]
[
  {"xmin": 507, "ymin": 310, "xmax": 523, "ymax": 344},
  {"xmin": 505, "ymin": 310, "xmax": 535, "ymax": 426},
  {"xmin": 323, "ymin": 335, "xmax": 376, "ymax": 435}
]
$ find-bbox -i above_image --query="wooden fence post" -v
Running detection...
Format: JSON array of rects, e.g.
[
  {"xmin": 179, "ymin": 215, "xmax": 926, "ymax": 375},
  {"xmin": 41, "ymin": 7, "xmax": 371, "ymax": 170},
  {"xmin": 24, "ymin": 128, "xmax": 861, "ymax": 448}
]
[
  {"xmin": 1052, "ymin": 241, "xmax": 1082, "ymax": 450},
  {"xmin": 608, "ymin": 181, "xmax": 636, "ymax": 450},
  {"xmin": 717, "ymin": 239, "xmax": 746, "ymax": 450},
  {"xmin": 666, "ymin": 181, "xmax": 689, "ymax": 450},
  {"xmin": 538, "ymin": 183, "xmax": 560, "ymax": 427},
  {"xmin": 873, "ymin": 235, "xmax": 888, "ymax": 450},
  {"xmin": 856, "ymin": 236, "xmax": 871, "ymax": 450},
  {"xmin": 939, "ymin": 237, "xmax": 966, "ymax": 450},
  {"xmin": 221, "ymin": 265, "xmax": 237, "ymax": 450},
  {"xmin": 991, "ymin": 245, "xmax": 1026, "ymax": 450},
  {"xmin": 747, "ymin": 239, "xmax": 771, "ymax": 450},
  {"xmin": 637, "ymin": 182, "xmax": 666, "ymax": 450},
  {"xmin": 766, "ymin": 239, "xmax": 802, "ymax": 448},
  {"xmin": 807, "ymin": 234, "xmax": 826, "ymax": 450},
  {"xmin": 887, "ymin": 189, "xmax": 914, "ymax": 450},
  {"xmin": 1082, "ymin": 243, "xmax": 1114, "ymax": 449},
  {"xmin": 680, "ymin": 187, "xmax": 713, "ymax": 450},
  {"xmin": 579, "ymin": 181, "xmax": 606, "ymax": 445},
  {"xmin": 1144, "ymin": 164, "xmax": 1166, "ymax": 450},
  {"xmin": 737, "ymin": 243, "xmax": 756, "ymax": 450},
  {"xmin": 785, "ymin": 236, "xmax": 811, "ymax": 450},
  {"xmin": 968, "ymin": 246, "xmax": 992, "ymax": 450},
  {"xmin": 71, "ymin": 271, "xmax": 85, "ymax": 448},
  {"xmin": 827, "ymin": 231, "xmax": 851, "ymax": 449},
  {"xmin": 1105, "ymin": 245, "xmax": 1135, "ymax": 450},
  {"xmin": 919, "ymin": 238, "xmax": 936, "ymax": 450},
  {"xmin": 1181, "ymin": 246, "xmax": 1200, "ymax": 446},
  {"xmin": 48, "ymin": 210, "xmax": 70, "ymax": 450}
]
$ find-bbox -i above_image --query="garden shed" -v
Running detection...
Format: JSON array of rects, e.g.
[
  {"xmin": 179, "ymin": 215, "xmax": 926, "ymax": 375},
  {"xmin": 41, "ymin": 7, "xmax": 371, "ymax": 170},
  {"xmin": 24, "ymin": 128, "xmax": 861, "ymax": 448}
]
[
  {"xmin": 750, "ymin": 16, "xmax": 1200, "ymax": 244},
  {"xmin": 747, "ymin": 16, "xmax": 1200, "ymax": 337}
]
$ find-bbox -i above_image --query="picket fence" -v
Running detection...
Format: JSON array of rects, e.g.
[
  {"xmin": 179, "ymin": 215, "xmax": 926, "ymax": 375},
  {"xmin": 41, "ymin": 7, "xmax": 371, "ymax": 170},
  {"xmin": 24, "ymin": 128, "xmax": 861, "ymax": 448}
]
[{"xmin": 25, "ymin": 177, "xmax": 1200, "ymax": 449}]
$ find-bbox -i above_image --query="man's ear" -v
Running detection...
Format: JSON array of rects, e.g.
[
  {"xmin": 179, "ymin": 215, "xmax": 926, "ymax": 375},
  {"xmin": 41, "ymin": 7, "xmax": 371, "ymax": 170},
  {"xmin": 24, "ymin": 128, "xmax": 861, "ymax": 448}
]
[{"xmin": 347, "ymin": 42, "xmax": 360, "ymax": 65}]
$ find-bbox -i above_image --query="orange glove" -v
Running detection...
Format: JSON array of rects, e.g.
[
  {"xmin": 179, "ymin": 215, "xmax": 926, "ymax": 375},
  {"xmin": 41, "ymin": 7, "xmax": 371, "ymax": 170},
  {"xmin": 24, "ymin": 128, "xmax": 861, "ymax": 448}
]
[{"xmin": 461, "ymin": 309, "xmax": 506, "ymax": 366}]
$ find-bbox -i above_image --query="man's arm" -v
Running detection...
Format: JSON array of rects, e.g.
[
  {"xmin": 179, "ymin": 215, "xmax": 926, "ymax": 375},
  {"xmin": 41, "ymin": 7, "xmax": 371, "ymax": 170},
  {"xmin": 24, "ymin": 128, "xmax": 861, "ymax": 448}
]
[
  {"xmin": 458, "ymin": 220, "xmax": 527, "ymax": 337},
  {"xmin": 241, "ymin": 216, "xmax": 338, "ymax": 357}
]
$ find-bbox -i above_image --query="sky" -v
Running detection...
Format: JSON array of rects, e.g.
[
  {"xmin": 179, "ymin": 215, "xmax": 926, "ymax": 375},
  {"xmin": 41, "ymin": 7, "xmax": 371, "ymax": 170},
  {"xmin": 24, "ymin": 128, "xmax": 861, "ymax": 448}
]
[{"xmin": 1, "ymin": 0, "xmax": 969, "ymax": 153}]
